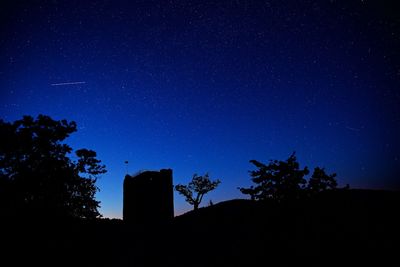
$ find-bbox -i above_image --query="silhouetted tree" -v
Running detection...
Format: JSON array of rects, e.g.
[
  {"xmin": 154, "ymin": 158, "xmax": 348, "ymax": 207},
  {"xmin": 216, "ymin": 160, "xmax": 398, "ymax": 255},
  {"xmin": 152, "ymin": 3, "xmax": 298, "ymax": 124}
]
[
  {"xmin": 307, "ymin": 167, "xmax": 338, "ymax": 193},
  {"xmin": 237, "ymin": 186, "xmax": 257, "ymax": 201},
  {"xmin": 239, "ymin": 152, "xmax": 309, "ymax": 201},
  {"xmin": 175, "ymin": 173, "xmax": 220, "ymax": 210},
  {"xmin": 0, "ymin": 115, "xmax": 106, "ymax": 219}
]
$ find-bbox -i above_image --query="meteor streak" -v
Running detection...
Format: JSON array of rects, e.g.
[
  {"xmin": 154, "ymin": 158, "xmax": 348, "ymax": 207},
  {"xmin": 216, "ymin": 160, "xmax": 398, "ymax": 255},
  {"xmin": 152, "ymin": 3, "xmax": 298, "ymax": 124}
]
[
  {"xmin": 346, "ymin": 126, "xmax": 360, "ymax": 132},
  {"xmin": 51, "ymin": 81, "xmax": 86, "ymax": 86}
]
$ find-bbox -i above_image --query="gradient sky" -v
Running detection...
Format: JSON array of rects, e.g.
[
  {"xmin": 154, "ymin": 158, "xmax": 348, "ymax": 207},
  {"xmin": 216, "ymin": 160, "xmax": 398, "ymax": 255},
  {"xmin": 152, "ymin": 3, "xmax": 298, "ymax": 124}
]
[{"xmin": 1, "ymin": 0, "xmax": 399, "ymax": 218}]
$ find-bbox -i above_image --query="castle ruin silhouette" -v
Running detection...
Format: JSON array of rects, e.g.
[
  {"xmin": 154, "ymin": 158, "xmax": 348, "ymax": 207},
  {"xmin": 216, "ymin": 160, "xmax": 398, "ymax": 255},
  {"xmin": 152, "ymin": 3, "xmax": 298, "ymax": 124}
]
[{"xmin": 123, "ymin": 169, "xmax": 174, "ymax": 223}]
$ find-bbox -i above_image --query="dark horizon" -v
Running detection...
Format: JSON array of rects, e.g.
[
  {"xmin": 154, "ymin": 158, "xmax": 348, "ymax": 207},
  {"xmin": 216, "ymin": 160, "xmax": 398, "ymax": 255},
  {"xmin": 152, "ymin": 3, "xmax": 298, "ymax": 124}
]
[{"xmin": 1, "ymin": 0, "xmax": 399, "ymax": 218}]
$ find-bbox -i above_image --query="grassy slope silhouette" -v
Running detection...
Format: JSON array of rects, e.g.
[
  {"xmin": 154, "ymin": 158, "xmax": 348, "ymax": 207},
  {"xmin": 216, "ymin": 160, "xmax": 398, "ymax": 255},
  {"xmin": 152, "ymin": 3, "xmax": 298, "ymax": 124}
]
[
  {"xmin": 2, "ymin": 189, "xmax": 399, "ymax": 266},
  {"xmin": 174, "ymin": 189, "xmax": 399, "ymax": 266}
]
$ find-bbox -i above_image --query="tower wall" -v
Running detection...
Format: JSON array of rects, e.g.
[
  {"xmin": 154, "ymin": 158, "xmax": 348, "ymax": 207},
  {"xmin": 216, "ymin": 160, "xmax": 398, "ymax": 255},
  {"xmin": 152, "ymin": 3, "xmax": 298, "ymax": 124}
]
[{"xmin": 123, "ymin": 169, "xmax": 174, "ymax": 223}]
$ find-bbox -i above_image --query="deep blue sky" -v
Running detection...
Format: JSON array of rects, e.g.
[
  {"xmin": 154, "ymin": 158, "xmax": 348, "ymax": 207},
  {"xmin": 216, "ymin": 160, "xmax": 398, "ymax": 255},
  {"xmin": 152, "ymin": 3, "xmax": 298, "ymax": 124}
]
[{"xmin": 1, "ymin": 0, "xmax": 399, "ymax": 217}]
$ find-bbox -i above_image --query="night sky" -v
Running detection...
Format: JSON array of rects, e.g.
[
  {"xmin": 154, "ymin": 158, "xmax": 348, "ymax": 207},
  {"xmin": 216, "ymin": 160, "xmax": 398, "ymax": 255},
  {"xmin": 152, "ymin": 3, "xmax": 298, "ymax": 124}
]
[{"xmin": 1, "ymin": 1, "xmax": 399, "ymax": 218}]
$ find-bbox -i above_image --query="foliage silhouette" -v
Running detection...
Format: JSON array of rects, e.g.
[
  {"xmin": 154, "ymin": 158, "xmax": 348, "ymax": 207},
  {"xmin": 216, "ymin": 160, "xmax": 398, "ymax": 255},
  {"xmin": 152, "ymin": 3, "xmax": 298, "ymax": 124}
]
[
  {"xmin": 308, "ymin": 167, "xmax": 338, "ymax": 194},
  {"xmin": 175, "ymin": 173, "xmax": 220, "ymax": 210},
  {"xmin": 240, "ymin": 152, "xmax": 341, "ymax": 202},
  {"xmin": 0, "ymin": 115, "xmax": 106, "ymax": 219}
]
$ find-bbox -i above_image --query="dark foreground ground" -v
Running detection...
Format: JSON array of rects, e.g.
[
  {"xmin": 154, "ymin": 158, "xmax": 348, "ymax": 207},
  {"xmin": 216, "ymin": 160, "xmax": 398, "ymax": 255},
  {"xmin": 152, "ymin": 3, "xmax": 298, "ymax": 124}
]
[{"xmin": 2, "ymin": 189, "xmax": 400, "ymax": 266}]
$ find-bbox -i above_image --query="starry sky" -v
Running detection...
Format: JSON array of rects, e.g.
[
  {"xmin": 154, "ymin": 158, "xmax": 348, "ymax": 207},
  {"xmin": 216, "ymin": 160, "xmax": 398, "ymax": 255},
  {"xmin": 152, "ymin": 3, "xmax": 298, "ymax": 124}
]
[{"xmin": 1, "ymin": 0, "xmax": 399, "ymax": 218}]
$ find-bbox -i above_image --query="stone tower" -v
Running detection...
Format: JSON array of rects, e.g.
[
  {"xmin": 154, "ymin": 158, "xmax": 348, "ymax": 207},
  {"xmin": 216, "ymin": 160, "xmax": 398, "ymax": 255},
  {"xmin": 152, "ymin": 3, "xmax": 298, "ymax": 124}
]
[{"xmin": 123, "ymin": 169, "xmax": 174, "ymax": 223}]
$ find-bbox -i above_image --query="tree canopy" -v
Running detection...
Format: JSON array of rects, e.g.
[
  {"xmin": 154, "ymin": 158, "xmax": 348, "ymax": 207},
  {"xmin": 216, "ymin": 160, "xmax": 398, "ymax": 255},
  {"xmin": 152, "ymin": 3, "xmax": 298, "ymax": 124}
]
[
  {"xmin": 308, "ymin": 167, "xmax": 338, "ymax": 193},
  {"xmin": 0, "ymin": 115, "xmax": 106, "ymax": 219},
  {"xmin": 239, "ymin": 152, "xmax": 338, "ymax": 201},
  {"xmin": 175, "ymin": 173, "xmax": 220, "ymax": 210}
]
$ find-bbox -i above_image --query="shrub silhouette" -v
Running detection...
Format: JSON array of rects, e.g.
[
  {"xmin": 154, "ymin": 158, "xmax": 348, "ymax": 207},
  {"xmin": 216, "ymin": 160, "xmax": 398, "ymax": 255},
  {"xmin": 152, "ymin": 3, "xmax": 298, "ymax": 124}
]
[
  {"xmin": 239, "ymin": 152, "xmax": 309, "ymax": 201},
  {"xmin": 175, "ymin": 173, "xmax": 220, "ymax": 210},
  {"xmin": 239, "ymin": 153, "xmax": 341, "ymax": 201},
  {"xmin": 0, "ymin": 115, "xmax": 106, "ymax": 219},
  {"xmin": 308, "ymin": 167, "xmax": 338, "ymax": 193}
]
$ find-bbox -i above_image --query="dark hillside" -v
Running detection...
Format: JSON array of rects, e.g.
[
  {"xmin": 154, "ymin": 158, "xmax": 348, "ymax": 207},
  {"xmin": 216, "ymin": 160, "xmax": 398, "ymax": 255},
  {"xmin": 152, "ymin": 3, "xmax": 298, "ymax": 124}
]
[
  {"xmin": 2, "ymin": 189, "xmax": 399, "ymax": 266},
  {"xmin": 172, "ymin": 189, "xmax": 400, "ymax": 266}
]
